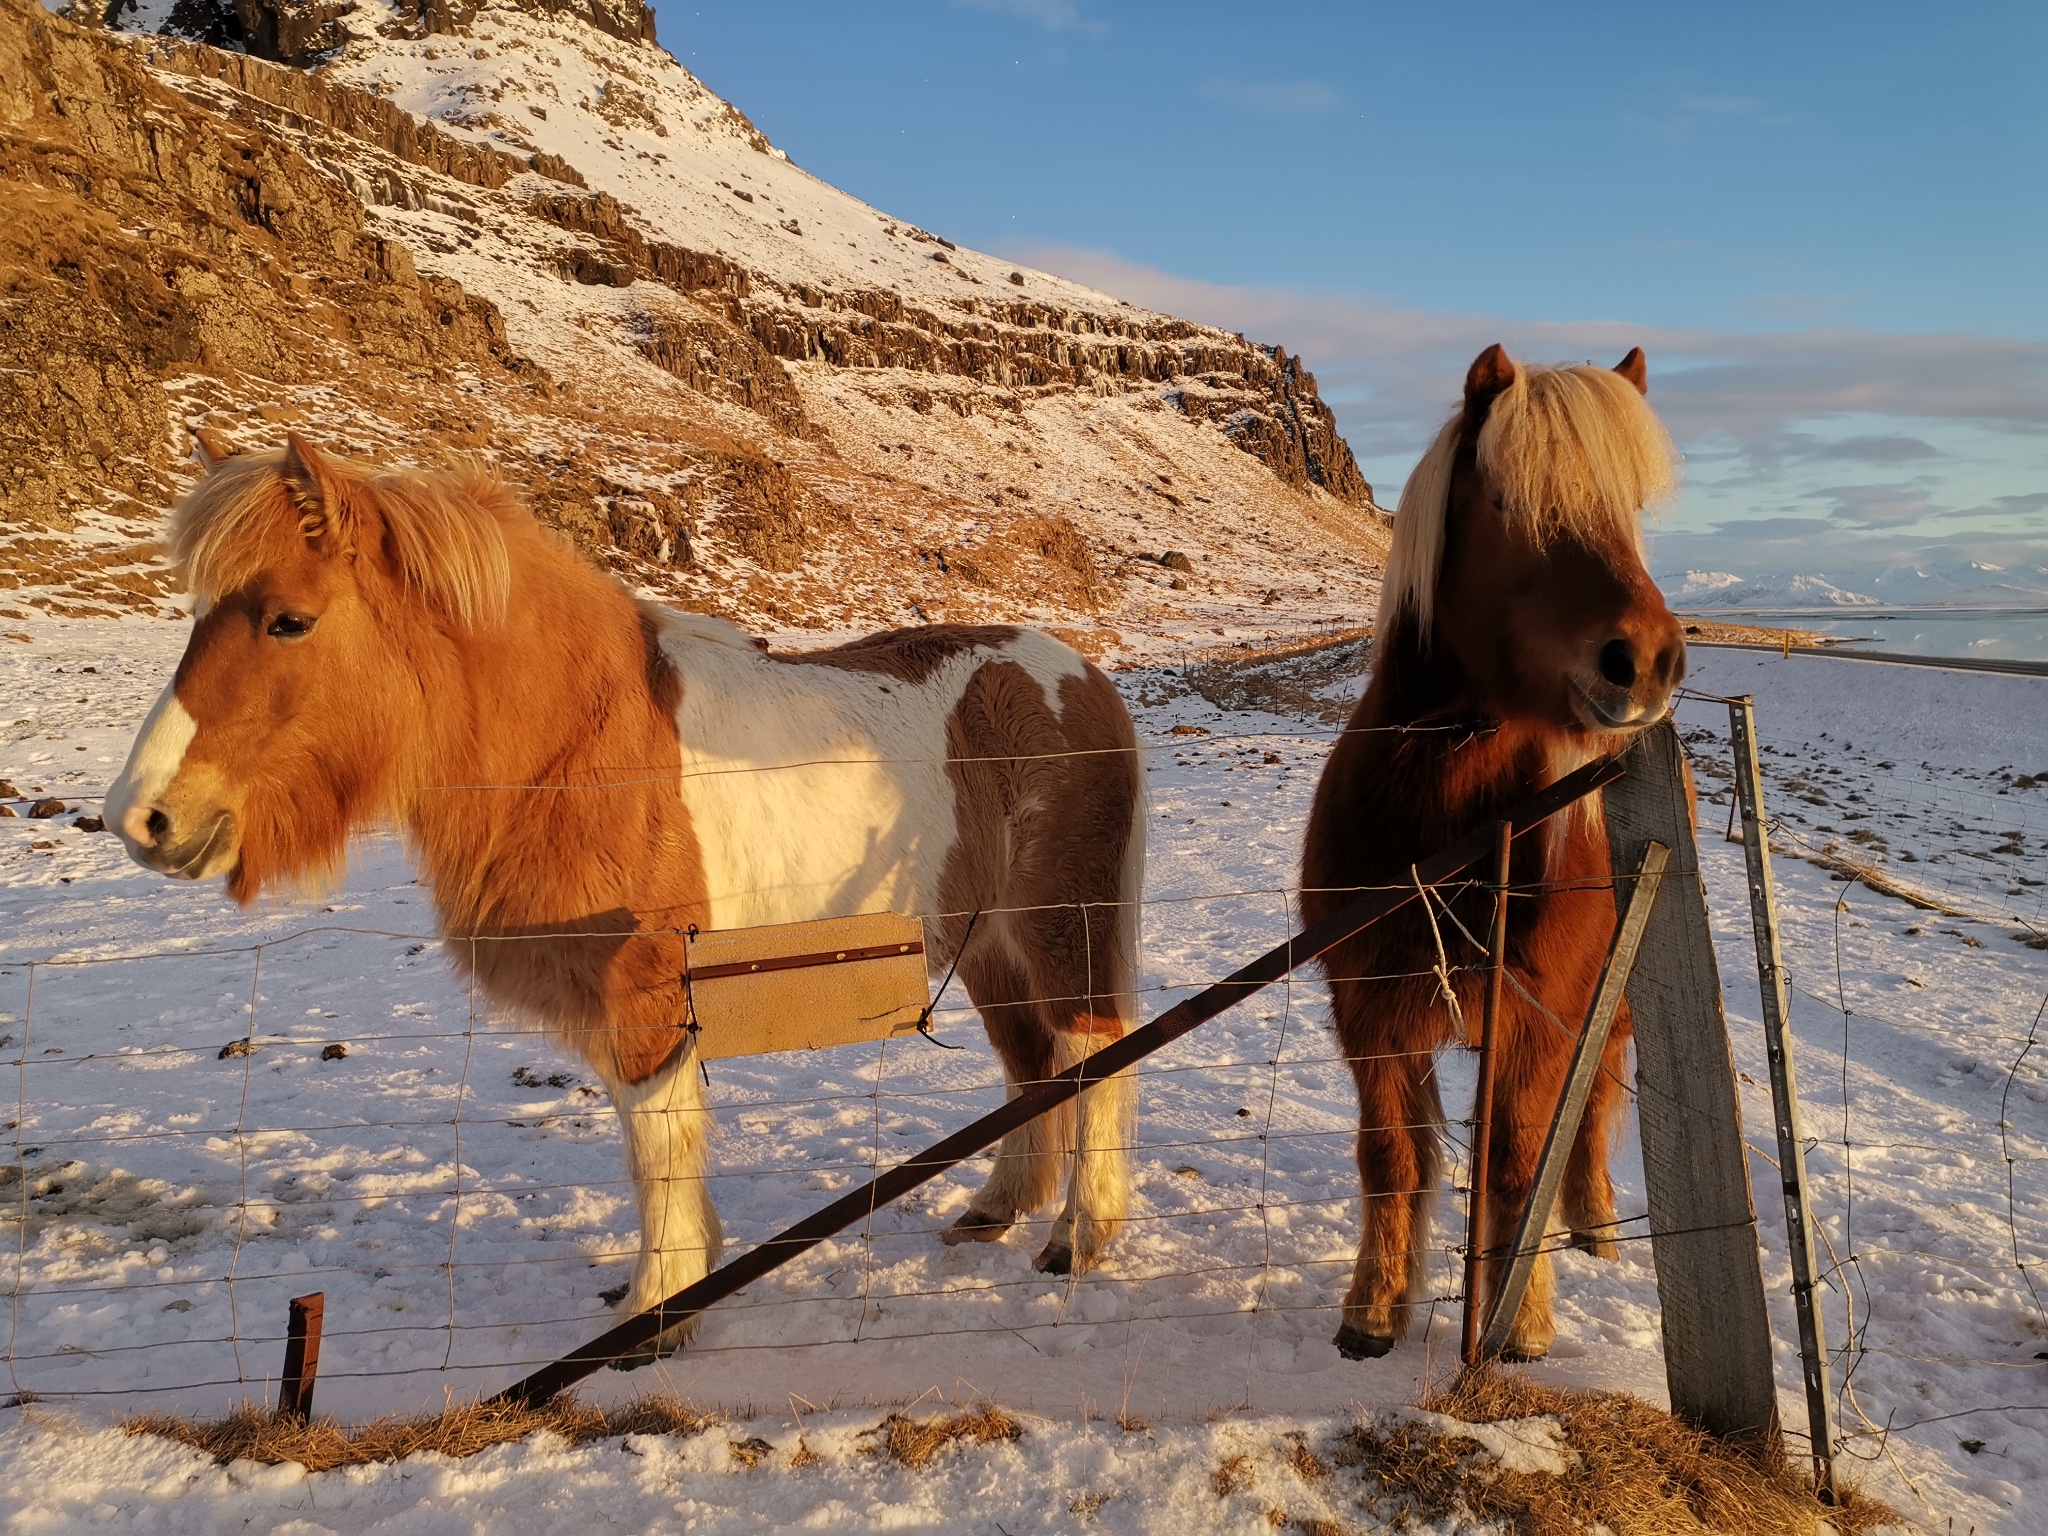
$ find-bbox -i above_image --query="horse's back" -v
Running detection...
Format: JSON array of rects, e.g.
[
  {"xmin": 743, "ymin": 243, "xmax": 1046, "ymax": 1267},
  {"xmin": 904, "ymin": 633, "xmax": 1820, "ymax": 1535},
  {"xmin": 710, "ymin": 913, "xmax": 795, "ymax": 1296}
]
[{"xmin": 646, "ymin": 616, "xmax": 1135, "ymax": 933}]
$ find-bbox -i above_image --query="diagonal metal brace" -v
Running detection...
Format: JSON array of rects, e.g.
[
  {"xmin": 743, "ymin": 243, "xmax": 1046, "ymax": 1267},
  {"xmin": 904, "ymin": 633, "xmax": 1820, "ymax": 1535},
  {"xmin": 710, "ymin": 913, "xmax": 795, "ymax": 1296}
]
[
  {"xmin": 1479, "ymin": 839, "xmax": 1670, "ymax": 1358},
  {"xmin": 491, "ymin": 753, "xmax": 1628, "ymax": 1408}
]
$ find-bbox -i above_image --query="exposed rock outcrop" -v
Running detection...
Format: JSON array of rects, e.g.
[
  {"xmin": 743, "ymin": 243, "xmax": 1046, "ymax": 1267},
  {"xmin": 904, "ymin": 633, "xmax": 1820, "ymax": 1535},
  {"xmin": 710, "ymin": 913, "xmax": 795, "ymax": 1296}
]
[{"xmin": 2, "ymin": 0, "xmax": 1386, "ymax": 650}]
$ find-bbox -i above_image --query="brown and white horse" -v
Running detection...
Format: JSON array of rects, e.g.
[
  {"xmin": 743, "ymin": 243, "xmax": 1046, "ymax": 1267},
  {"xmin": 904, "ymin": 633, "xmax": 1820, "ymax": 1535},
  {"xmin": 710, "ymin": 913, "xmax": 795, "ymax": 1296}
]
[
  {"xmin": 1301, "ymin": 344, "xmax": 1686, "ymax": 1361},
  {"xmin": 107, "ymin": 435, "xmax": 1144, "ymax": 1360}
]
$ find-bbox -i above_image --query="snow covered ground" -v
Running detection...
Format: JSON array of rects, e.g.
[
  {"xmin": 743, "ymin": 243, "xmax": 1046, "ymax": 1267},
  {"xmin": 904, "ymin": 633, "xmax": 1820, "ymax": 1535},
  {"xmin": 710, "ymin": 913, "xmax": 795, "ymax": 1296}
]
[{"xmin": 0, "ymin": 618, "xmax": 2042, "ymax": 1531}]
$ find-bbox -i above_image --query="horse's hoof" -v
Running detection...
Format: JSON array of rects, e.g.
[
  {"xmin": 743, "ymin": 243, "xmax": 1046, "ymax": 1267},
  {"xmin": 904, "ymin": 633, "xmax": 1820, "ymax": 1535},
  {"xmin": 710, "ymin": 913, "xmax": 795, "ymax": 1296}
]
[
  {"xmin": 1498, "ymin": 1343, "xmax": 1550, "ymax": 1364},
  {"xmin": 608, "ymin": 1313, "xmax": 698, "ymax": 1369},
  {"xmin": 1333, "ymin": 1325, "xmax": 1396, "ymax": 1360},
  {"xmin": 598, "ymin": 1283, "xmax": 630, "ymax": 1307},
  {"xmin": 942, "ymin": 1212, "xmax": 1011, "ymax": 1246},
  {"xmin": 1569, "ymin": 1229, "xmax": 1619, "ymax": 1261},
  {"xmin": 1034, "ymin": 1241, "xmax": 1074, "ymax": 1275}
]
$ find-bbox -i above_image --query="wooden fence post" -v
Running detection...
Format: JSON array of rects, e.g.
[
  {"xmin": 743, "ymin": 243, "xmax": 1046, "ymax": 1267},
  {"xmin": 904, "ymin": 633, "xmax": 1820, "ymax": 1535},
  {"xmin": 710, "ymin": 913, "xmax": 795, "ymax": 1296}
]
[
  {"xmin": 1479, "ymin": 840, "xmax": 1669, "ymax": 1360},
  {"xmin": 277, "ymin": 1292, "xmax": 324, "ymax": 1422},
  {"xmin": 1603, "ymin": 721, "xmax": 1779, "ymax": 1445}
]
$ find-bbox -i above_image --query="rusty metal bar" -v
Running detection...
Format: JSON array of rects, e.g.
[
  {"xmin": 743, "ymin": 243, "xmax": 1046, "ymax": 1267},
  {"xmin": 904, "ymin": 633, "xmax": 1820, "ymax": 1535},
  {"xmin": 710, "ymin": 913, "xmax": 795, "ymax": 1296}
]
[
  {"xmin": 1461, "ymin": 821, "xmax": 1513, "ymax": 1366},
  {"xmin": 492, "ymin": 753, "xmax": 1628, "ymax": 1408},
  {"xmin": 277, "ymin": 1292, "xmax": 324, "ymax": 1422}
]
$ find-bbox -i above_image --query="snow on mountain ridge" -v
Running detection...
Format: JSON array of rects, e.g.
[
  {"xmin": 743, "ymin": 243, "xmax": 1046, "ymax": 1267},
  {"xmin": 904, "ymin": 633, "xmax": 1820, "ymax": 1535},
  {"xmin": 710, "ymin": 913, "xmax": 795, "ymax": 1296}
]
[
  {"xmin": 8, "ymin": 0, "xmax": 1386, "ymax": 654},
  {"xmin": 1664, "ymin": 570, "xmax": 1880, "ymax": 608}
]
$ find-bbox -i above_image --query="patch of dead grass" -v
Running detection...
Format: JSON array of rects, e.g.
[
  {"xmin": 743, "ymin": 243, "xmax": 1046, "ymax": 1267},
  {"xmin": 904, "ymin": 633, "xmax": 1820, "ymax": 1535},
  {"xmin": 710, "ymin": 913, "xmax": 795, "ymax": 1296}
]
[
  {"xmin": 1213, "ymin": 1450, "xmax": 1253, "ymax": 1497},
  {"xmin": 125, "ymin": 1393, "xmax": 713, "ymax": 1474},
  {"xmin": 866, "ymin": 1403, "xmax": 1019, "ymax": 1470},
  {"xmin": 1330, "ymin": 1365, "xmax": 1896, "ymax": 1536}
]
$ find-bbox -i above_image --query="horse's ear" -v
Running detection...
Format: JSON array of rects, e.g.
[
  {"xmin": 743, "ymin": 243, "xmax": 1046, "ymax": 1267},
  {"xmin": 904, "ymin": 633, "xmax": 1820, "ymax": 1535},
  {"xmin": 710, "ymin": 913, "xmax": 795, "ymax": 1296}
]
[
  {"xmin": 1464, "ymin": 344, "xmax": 1517, "ymax": 411},
  {"xmin": 1614, "ymin": 347, "xmax": 1648, "ymax": 395},
  {"xmin": 281, "ymin": 433, "xmax": 349, "ymax": 545},
  {"xmin": 192, "ymin": 429, "xmax": 236, "ymax": 472}
]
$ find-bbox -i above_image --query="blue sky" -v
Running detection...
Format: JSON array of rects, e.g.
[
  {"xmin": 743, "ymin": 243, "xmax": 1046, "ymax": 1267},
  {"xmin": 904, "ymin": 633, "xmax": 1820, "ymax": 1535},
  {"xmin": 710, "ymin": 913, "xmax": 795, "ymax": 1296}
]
[{"xmin": 654, "ymin": 1, "xmax": 2048, "ymax": 593}]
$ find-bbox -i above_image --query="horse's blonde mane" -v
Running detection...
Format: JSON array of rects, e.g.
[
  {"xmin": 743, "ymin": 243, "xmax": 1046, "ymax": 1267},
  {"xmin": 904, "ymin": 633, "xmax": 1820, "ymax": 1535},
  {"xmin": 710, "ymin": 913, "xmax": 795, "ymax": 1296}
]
[
  {"xmin": 1376, "ymin": 360, "xmax": 1678, "ymax": 639},
  {"xmin": 171, "ymin": 447, "xmax": 513, "ymax": 629}
]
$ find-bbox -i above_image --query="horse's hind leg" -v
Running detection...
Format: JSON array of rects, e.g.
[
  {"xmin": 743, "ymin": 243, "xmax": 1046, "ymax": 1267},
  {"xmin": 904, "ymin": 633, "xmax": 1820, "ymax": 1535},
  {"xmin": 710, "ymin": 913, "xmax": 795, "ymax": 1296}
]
[
  {"xmin": 1561, "ymin": 1022, "xmax": 1630, "ymax": 1260},
  {"xmin": 601, "ymin": 1037, "xmax": 723, "ymax": 1367},
  {"xmin": 1335, "ymin": 1040, "xmax": 1444, "ymax": 1358},
  {"xmin": 943, "ymin": 945, "xmax": 1068, "ymax": 1247},
  {"xmin": 1037, "ymin": 1013, "xmax": 1133, "ymax": 1275}
]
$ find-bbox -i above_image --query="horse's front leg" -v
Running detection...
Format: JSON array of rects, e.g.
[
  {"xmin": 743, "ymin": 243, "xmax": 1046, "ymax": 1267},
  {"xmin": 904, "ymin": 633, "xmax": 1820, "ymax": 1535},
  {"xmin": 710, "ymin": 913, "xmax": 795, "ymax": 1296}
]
[
  {"xmin": 1037, "ymin": 1018, "xmax": 1133, "ymax": 1276},
  {"xmin": 1335, "ymin": 1046, "xmax": 1444, "ymax": 1359},
  {"xmin": 1561, "ymin": 1015, "xmax": 1630, "ymax": 1260},
  {"xmin": 601, "ymin": 1036, "xmax": 723, "ymax": 1367}
]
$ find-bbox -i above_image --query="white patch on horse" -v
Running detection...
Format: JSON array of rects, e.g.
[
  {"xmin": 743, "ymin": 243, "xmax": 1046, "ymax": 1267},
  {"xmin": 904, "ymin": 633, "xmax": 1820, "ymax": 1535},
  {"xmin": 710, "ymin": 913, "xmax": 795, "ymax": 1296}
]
[
  {"xmin": 105, "ymin": 682, "xmax": 197, "ymax": 849},
  {"xmin": 992, "ymin": 628, "xmax": 1089, "ymax": 708},
  {"xmin": 654, "ymin": 622, "xmax": 1065, "ymax": 941}
]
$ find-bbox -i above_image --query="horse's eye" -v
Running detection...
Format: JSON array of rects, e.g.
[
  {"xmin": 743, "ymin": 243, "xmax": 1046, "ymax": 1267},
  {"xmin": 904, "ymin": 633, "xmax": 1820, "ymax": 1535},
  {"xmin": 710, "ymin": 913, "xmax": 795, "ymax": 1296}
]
[{"xmin": 266, "ymin": 612, "xmax": 317, "ymax": 641}]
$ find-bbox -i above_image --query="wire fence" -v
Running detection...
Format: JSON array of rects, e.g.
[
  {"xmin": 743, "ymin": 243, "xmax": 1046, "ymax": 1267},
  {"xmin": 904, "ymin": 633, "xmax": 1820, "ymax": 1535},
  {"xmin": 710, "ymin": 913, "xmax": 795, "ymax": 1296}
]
[
  {"xmin": 1671, "ymin": 689, "xmax": 2048, "ymax": 1509},
  {"xmin": 0, "ymin": 880, "xmax": 1498, "ymax": 1412},
  {"xmin": 1, "ymin": 695, "xmax": 2043, "ymax": 1506}
]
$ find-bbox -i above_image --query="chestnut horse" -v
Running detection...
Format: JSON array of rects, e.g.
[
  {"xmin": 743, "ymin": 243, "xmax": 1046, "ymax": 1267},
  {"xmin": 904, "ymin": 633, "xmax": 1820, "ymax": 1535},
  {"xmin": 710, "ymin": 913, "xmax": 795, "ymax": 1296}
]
[
  {"xmin": 1302, "ymin": 344, "xmax": 1686, "ymax": 1361},
  {"xmin": 107, "ymin": 435, "xmax": 1143, "ymax": 1362}
]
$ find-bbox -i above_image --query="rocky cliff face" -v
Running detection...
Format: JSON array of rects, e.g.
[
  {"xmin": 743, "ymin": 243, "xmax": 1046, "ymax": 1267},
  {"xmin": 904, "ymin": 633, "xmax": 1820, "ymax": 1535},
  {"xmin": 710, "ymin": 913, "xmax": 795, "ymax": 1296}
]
[{"xmin": 3, "ymin": 0, "xmax": 1386, "ymax": 656}]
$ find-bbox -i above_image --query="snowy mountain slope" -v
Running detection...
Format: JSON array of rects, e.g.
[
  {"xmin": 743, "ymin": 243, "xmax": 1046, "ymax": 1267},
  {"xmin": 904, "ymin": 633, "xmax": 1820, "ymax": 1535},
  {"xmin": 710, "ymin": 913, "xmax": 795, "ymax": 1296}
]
[{"xmin": 4, "ymin": 0, "xmax": 1388, "ymax": 657}]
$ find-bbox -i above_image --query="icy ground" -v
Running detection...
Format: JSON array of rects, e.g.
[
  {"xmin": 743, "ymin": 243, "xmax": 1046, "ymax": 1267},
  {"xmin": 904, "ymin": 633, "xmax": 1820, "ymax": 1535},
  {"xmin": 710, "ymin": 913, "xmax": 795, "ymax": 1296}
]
[{"xmin": 0, "ymin": 618, "xmax": 2042, "ymax": 1532}]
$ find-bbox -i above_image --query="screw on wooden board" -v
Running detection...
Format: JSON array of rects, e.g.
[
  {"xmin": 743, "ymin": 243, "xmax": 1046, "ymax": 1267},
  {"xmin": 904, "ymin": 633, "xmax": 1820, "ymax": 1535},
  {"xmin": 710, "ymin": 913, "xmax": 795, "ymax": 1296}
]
[{"xmin": 277, "ymin": 1293, "xmax": 324, "ymax": 1422}]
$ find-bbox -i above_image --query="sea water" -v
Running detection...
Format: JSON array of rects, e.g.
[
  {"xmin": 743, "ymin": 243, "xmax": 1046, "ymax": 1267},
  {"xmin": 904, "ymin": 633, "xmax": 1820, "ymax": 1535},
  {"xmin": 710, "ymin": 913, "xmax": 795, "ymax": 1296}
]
[{"xmin": 1687, "ymin": 608, "xmax": 2048, "ymax": 665}]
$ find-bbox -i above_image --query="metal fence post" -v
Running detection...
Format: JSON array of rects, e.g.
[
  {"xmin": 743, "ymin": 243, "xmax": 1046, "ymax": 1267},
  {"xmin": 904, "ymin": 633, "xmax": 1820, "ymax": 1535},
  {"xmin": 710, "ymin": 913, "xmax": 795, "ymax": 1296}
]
[
  {"xmin": 1461, "ymin": 820, "xmax": 1513, "ymax": 1366},
  {"xmin": 1729, "ymin": 696, "xmax": 1840, "ymax": 1502}
]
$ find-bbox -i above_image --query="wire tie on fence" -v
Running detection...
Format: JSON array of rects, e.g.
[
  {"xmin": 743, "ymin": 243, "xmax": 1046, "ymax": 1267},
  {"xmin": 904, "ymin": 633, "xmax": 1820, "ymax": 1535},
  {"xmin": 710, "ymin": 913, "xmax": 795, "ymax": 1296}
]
[
  {"xmin": 912, "ymin": 909, "xmax": 980, "ymax": 1051},
  {"xmin": 680, "ymin": 926, "xmax": 710, "ymax": 1084}
]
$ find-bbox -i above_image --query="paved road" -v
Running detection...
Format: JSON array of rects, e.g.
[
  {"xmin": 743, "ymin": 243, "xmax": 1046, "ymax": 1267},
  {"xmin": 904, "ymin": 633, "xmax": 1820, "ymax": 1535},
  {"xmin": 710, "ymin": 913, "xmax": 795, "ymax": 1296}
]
[{"xmin": 1692, "ymin": 641, "xmax": 2048, "ymax": 679}]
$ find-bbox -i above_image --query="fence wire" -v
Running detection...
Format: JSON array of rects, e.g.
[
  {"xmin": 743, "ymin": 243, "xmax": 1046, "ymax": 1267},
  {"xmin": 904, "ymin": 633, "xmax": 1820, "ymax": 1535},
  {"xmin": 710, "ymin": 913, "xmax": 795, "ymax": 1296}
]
[
  {"xmin": 0, "ymin": 687, "xmax": 2039, "ymax": 1524},
  {"xmin": 1670, "ymin": 689, "xmax": 2048, "ymax": 1506}
]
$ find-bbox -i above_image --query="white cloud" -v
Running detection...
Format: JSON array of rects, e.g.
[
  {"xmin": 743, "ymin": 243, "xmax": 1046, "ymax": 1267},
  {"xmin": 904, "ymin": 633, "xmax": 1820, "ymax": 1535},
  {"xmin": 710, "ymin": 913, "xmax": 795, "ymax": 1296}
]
[{"xmin": 1001, "ymin": 242, "xmax": 2048, "ymax": 579}]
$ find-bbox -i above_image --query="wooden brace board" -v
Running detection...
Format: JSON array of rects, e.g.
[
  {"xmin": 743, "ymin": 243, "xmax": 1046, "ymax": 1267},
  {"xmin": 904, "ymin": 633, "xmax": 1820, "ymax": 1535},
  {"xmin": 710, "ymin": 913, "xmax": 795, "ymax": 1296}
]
[
  {"xmin": 684, "ymin": 912, "xmax": 933, "ymax": 1061},
  {"xmin": 1604, "ymin": 720, "xmax": 1779, "ymax": 1445}
]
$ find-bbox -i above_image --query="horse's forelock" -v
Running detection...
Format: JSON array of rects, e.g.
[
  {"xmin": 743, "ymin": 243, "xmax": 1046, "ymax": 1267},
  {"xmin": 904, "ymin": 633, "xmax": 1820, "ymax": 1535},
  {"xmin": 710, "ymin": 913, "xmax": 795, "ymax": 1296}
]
[
  {"xmin": 169, "ymin": 448, "xmax": 513, "ymax": 629},
  {"xmin": 1376, "ymin": 361, "xmax": 1678, "ymax": 643},
  {"xmin": 1477, "ymin": 364, "xmax": 1677, "ymax": 548}
]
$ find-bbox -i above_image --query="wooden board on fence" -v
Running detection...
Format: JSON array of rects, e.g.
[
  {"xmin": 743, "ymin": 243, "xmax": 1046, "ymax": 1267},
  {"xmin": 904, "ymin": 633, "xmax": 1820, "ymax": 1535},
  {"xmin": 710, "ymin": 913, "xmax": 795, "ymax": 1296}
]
[
  {"xmin": 684, "ymin": 912, "xmax": 932, "ymax": 1061},
  {"xmin": 1602, "ymin": 722, "xmax": 1779, "ymax": 1445}
]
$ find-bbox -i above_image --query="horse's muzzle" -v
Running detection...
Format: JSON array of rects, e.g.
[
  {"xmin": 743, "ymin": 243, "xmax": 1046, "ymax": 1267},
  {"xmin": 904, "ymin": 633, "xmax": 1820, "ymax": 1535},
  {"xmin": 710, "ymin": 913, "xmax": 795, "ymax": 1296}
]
[
  {"xmin": 1569, "ymin": 631, "xmax": 1685, "ymax": 732},
  {"xmin": 120, "ymin": 806, "xmax": 238, "ymax": 881}
]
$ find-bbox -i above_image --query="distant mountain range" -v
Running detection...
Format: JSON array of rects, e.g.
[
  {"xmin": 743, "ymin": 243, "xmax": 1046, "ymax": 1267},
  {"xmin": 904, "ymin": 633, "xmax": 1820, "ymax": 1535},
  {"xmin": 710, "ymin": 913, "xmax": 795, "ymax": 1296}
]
[{"xmin": 1664, "ymin": 563, "xmax": 2048, "ymax": 611}]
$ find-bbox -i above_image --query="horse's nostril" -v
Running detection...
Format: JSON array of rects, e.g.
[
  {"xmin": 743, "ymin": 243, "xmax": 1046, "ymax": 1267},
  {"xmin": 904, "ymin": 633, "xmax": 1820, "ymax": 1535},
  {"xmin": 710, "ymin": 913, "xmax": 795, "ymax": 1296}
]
[
  {"xmin": 146, "ymin": 808, "xmax": 171, "ymax": 843},
  {"xmin": 1597, "ymin": 639, "xmax": 1637, "ymax": 690}
]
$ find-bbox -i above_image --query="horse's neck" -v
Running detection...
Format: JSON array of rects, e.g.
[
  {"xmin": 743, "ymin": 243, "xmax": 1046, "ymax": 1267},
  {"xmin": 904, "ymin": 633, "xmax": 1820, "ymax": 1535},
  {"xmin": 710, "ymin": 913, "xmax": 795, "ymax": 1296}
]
[
  {"xmin": 401, "ymin": 542, "xmax": 694, "ymax": 936},
  {"xmin": 1361, "ymin": 620, "xmax": 1481, "ymax": 730},
  {"xmin": 1326, "ymin": 620, "xmax": 1582, "ymax": 866}
]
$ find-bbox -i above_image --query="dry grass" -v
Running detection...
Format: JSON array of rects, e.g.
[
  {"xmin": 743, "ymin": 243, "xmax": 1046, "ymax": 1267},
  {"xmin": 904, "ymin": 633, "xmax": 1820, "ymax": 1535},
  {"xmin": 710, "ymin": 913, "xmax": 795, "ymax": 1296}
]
[
  {"xmin": 125, "ymin": 1393, "xmax": 713, "ymax": 1474},
  {"xmin": 1329, "ymin": 1365, "xmax": 1897, "ymax": 1536},
  {"xmin": 1213, "ymin": 1451, "xmax": 1254, "ymax": 1497},
  {"xmin": 866, "ymin": 1403, "xmax": 1020, "ymax": 1470},
  {"xmin": 1185, "ymin": 631, "xmax": 1373, "ymax": 723}
]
